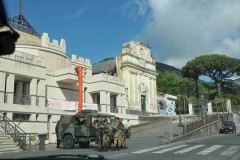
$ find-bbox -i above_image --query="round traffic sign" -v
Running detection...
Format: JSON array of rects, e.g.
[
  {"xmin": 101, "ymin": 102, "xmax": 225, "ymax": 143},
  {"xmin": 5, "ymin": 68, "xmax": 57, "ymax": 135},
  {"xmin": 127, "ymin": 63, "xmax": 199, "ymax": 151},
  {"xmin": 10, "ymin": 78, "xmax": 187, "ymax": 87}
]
[{"xmin": 167, "ymin": 106, "xmax": 173, "ymax": 113}]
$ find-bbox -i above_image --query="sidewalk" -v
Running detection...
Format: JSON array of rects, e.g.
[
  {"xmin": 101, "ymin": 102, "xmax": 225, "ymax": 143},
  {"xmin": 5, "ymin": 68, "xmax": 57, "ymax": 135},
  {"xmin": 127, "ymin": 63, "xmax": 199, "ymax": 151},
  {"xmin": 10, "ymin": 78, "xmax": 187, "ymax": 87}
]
[{"xmin": 45, "ymin": 143, "xmax": 59, "ymax": 151}]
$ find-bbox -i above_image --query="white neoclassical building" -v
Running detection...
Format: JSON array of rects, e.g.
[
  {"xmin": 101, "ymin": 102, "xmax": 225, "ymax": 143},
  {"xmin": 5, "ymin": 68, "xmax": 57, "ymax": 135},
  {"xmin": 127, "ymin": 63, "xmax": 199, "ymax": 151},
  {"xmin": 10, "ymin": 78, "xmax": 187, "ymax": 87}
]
[
  {"xmin": 0, "ymin": 15, "xmax": 158, "ymax": 143},
  {"xmin": 116, "ymin": 41, "xmax": 158, "ymax": 113}
]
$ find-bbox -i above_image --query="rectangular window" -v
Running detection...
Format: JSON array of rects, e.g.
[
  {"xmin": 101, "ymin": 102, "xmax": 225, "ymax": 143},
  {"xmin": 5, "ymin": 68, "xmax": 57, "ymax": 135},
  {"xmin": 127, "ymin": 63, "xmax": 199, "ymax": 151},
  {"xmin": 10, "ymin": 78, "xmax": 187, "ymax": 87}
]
[{"xmin": 12, "ymin": 113, "xmax": 30, "ymax": 121}]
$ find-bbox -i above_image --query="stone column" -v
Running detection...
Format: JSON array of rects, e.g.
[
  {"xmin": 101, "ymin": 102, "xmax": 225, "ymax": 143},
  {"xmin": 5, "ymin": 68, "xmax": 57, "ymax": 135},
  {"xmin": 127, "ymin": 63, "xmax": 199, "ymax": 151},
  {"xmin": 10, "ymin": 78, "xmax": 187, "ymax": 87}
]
[
  {"xmin": 6, "ymin": 112, "xmax": 13, "ymax": 120},
  {"xmin": 136, "ymin": 74, "xmax": 139, "ymax": 105},
  {"xmin": 37, "ymin": 80, "xmax": 46, "ymax": 107},
  {"xmin": 226, "ymin": 99, "xmax": 232, "ymax": 113},
  {"xmin": 6, "ymin": 74, "xmax": 15, "ymax": 104},
  {"xmin": 150, "ymin": 78, "xmax": 152, "ymax": 108},
  {"xmin": 188, "ymin": 103, "xmax": 193, "ymax": 115},
  {"xmin": 0, "ymin": 73, "xmax": 6, "ymax": 103},
  {"xmin": 29, "ymin": 114, "xmax": 36, "ymax": 121},
  {"xmin": 132, "ymin": 72, "xmax": 135, "ymax": 107},
  {"xmin": 100, "ymin": 91, "xmax": 107, "ymax": 113},
  {"xmin": 153, "ymin": 79, "xmax": 157, "ymax": 113},
  {"xmin": 129, "ymin": 71, "xmax": 133, "ymax": 108},
  {"xmin": 106, "ymin": 92, "xmax": 110, "ymax": 113},
  {"xmin": 116, "ymin": 94, "xmax": 122, "ymax": 114},
  {"xmin": 207, "ymin": 102, "xmax": 213, "ymax": 114},
  {"xmin": 30, "ymin": 78, "xmax": 37, "ymax": 106}
]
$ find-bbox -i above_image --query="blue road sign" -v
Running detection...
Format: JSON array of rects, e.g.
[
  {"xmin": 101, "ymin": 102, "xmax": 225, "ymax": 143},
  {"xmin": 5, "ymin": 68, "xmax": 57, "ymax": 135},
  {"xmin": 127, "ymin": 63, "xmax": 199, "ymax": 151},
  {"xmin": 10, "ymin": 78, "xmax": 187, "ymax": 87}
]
[{"xmin": 167, "ymin": 106, "xmax": 173, "ymax": 114}]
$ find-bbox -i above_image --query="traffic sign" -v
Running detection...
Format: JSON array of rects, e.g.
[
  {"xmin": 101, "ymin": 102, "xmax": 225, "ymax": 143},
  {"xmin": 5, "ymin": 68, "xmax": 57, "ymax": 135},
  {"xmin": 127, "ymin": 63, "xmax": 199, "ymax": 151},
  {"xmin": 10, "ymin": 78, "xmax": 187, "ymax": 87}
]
[{"xmin": 167, "ymin": 106, "xmax": 173, "ymax": 114}]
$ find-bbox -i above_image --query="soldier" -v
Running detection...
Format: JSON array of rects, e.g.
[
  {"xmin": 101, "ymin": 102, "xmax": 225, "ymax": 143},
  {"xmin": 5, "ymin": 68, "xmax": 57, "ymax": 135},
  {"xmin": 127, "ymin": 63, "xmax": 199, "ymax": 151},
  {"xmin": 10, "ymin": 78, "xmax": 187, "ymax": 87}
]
[
  {"xmin": 111, "ymin": 117, "xmax": 123, "ymax": 151},
  {"xmin": 102, "ymin": 118, "xmax": 111, "ymax": 151},
  {"xmin": 119, "ymin": 118, "xmax": 128, "ymax": 149},
  {"xmin": 95, "ymin": 116, "xmax": 104, "ymax": 152}
]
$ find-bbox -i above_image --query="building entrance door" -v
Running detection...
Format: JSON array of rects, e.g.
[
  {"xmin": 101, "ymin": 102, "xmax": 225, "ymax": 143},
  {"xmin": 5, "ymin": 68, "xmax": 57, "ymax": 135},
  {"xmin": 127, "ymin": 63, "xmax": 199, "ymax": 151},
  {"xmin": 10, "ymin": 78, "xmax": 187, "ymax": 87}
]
[{"xmin": 141, "ymin": 95, "xmax": 146, "ymax": 112}]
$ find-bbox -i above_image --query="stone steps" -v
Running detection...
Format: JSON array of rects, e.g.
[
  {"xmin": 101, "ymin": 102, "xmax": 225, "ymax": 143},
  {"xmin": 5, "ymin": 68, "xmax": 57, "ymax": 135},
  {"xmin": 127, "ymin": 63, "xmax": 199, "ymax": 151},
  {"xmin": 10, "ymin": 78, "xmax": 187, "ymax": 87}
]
[{"xmin": 0, "ymin": 128, "xmax": 22, "ymax": 154}]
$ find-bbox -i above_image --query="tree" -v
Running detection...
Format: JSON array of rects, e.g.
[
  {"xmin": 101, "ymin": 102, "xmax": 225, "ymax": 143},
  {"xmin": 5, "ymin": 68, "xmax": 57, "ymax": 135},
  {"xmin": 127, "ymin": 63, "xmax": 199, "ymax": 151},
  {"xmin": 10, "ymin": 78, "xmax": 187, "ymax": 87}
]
[
  {"xmin": 194, "ymin": 54, "xmax": 240, "ymax": 97},
  {"xmin": 181, "ymin": 60, "xmax": 204, "ymax": 99},
  {"xmin": 182, "ymin": 54, "xmax": 240, "ymax": 99},
  {"xmin": 156, "ymin": 70, "xmax": 197, "ymax": 100}
]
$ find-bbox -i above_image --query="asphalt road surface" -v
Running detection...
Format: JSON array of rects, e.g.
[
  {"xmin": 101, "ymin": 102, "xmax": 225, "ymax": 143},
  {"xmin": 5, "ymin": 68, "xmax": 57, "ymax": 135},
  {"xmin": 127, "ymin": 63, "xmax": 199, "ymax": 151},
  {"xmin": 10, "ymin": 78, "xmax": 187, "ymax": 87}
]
[{"xmin": 1, "ymin": 122, "xmax": 240, "ymax": 160}]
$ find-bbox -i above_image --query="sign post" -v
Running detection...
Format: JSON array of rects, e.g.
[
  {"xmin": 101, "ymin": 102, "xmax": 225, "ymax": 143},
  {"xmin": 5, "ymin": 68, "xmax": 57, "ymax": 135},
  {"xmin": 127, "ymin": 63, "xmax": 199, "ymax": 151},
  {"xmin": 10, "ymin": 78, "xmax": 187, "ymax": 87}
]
[{"xmin": 166, "ymin": 106, "xmax": 174, "ymax": 139}]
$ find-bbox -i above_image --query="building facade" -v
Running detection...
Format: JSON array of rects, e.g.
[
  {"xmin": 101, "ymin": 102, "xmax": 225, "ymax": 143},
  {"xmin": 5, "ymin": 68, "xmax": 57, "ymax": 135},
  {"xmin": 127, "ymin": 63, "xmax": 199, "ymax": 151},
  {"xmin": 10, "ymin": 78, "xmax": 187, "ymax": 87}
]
[
  {"xmin": 0, "ymin": 25, "xmax": 158, "ymax": 143},
  {"xmin": 117, "ymin": 41, "xmax": 158, "ymax": 113}
]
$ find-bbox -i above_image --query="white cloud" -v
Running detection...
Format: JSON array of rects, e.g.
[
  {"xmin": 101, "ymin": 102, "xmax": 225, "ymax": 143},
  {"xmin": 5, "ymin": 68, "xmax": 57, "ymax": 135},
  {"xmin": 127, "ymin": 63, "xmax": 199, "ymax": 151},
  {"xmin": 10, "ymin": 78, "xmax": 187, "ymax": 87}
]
[
  {"xmin": 122, "ymin": 0, "xmax": 149, "ymax": 21},
  {"xmin": 133, "ymin": 0, "xmax": 240, "ymax": 68},
  {"xmin": 64, "ymin": 7, "xmax": 87, "ymax": 21}
]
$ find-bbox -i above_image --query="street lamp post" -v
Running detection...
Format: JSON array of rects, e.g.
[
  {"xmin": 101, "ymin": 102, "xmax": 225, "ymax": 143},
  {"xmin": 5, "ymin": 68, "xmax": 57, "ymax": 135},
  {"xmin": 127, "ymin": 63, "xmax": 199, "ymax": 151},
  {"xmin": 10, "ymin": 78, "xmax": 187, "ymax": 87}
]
[
  {"xmin": 177, "ymin": 95, "xmax": 186, "ymax": 135},
  {"xmin": 177, "ymin": 95, "xmax": 182, "ymax": 125}
]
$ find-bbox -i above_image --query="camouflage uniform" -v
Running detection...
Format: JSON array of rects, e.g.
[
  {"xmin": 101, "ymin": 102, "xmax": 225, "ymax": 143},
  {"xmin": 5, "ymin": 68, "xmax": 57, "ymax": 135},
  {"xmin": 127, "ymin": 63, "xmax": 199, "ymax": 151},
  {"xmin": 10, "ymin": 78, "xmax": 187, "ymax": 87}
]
[
  {"xmin": 95, "ymin": 119, "xmax": 103, "ymax": 150},
  {"xmin": 119, "ymin": 121, "xmax": 127, "ymax": 148},
  {"xmin": 102, "ymin": 121, "xmax": 110, "ymax": 150},
  {"xmin": 112, "ymin": 119, "xmax": 124, "ymax": 150}
]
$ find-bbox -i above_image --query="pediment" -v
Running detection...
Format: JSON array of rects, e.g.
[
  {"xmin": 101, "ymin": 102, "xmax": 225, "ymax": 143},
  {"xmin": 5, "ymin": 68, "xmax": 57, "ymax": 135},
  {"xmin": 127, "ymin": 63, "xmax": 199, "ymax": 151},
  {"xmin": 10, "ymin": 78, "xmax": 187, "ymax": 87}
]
[{"xmin": 122, "ymin": 41, "xmax": 154, "ymax": 63}]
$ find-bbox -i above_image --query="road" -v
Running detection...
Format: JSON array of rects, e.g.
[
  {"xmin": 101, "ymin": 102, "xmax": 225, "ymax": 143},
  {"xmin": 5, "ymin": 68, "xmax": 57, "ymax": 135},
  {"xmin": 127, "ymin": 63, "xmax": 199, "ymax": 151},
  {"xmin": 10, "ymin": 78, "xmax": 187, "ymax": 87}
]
[{"xmin": 0, "ymin": 122, "xmax": 240, "ymax": 160}]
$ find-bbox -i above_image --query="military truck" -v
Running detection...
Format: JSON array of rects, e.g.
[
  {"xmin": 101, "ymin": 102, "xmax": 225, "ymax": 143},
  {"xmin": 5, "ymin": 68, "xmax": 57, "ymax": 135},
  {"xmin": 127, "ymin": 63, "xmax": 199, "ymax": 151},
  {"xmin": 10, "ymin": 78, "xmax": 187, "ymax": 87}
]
[{"xmin": 56, "ymin": 111, "xmax": 131, "ymax": 149}]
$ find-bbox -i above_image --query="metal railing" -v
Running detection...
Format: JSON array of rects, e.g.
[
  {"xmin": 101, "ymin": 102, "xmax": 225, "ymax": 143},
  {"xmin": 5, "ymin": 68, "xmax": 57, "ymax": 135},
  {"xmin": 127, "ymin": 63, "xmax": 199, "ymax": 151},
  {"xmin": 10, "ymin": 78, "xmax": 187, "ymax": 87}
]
[
  {"xmin": 110, "ymin": 106, "xmax": 118, "ymax": 113},
  {"xmin": 13, "ymin": 94, "xmax": 31, "ymax": 105},
  {"xmin": 0, "ymin": 113, "xmax": 39, "ymax": 151},
  {"xmin": 126, "ymin": 109, "xmax": 158, "ymax": 116}
]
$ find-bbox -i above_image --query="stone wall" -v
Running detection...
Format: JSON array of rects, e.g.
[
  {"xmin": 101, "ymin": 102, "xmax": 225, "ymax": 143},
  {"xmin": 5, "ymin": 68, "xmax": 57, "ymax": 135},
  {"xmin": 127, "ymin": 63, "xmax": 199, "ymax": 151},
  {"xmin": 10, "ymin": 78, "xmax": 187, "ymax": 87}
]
[
  {"xmin": 130, "ymin": 117, "xmax": 170, "ymax": 135},
  {"xmin": 169, "ymin": 120, "xmax": 221, "ymax": 143}
]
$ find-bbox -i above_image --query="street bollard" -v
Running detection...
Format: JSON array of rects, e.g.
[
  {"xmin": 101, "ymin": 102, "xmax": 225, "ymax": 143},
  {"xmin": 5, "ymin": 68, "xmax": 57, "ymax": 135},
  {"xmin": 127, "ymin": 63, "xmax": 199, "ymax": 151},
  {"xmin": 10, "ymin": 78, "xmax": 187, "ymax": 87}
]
[{"xmin": 38, "ymin": 133, "xmax": 47, "ymax": 151}]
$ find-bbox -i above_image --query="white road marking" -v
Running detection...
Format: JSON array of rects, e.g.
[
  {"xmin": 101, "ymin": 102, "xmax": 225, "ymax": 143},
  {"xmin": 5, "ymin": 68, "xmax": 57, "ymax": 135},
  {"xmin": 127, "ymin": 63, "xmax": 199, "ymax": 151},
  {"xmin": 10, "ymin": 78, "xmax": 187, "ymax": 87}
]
[
  {"xmin": 174, "ymin": 145, "xmax": 205, "ymax": 154},
  {"xmin": 220, "ymin": 146, "xmax": 240, "ymax": 156},
  {"xmin": 109, "ymin": 153, "xmax": 128, "ymax": 158},
  {"xmin": 132, "ymin": 145, "xmax": 169, "ymax": 154},
  {"xmin": 153, "ymin": 145, "xmax": 188, "ymax": 154},
  {"xmin": 196, "ymin": 145, "xmax": 224, "ymax": 155}
]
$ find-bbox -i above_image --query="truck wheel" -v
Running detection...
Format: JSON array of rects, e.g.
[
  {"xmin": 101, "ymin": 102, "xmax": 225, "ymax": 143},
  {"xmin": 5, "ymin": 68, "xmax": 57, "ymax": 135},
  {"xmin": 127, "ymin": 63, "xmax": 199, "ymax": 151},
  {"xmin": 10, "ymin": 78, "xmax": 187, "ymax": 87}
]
[
  {"xmin": 63, "ymin": 135, "xmax": 75, "ymax": 149},
  {"xmin": 79, "ymin": 141, "xmax": 90, "ymax": 148}
]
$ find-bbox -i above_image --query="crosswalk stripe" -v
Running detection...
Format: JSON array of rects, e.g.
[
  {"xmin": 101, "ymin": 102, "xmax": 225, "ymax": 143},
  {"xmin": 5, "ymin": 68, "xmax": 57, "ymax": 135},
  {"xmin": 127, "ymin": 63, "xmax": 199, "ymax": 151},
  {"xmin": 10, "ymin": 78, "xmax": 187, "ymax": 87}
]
[
  {"xmin": 153, "ymin": 145, "xmax": 188, "ymax": 154},
  {"xmin": 174, "ymin": 145, "xmax": 205, "ymax": 154},
  {"xmin": 132, "ymin": 146, "xmax": 168, "ymax": 154},
  {"xmin": 220, "ymin": 146, "xmax": 240, "ymax": 156},
  {"xmin": 196, "ymin": 145, "xmax": 224, "ymax": 155}
]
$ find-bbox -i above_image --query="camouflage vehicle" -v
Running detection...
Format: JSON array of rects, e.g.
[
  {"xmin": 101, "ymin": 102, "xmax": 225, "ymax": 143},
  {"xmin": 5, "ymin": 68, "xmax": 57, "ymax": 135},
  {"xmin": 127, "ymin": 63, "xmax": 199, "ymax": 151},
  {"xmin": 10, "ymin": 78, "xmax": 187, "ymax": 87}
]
[{"xmin": 56, "ymin": 110, "xmax": 131, "ymax": 149}]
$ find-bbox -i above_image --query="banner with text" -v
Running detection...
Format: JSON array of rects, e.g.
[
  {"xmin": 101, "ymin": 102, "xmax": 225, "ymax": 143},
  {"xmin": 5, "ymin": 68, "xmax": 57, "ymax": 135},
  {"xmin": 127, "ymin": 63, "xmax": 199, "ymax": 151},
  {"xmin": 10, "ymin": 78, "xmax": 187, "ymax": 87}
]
[
  {"xmin": 47, "ymin": 99, "xmax": 98, "ymax": 111},
  {"xmin": 83, "ymin": 103, "xmax": 98, "ymax": 111},
  {"xmin": 47, "ymin": 99, "xmax": 77, "ymax": 111}
]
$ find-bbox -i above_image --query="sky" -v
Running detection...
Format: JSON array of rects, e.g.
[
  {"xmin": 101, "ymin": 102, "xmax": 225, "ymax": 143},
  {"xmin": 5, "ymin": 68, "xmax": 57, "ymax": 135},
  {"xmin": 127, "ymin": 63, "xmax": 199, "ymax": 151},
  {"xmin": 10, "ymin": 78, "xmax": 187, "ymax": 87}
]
[{"xmin": 3, "ymin": 0, "xmax": 240, "ymax": 69}]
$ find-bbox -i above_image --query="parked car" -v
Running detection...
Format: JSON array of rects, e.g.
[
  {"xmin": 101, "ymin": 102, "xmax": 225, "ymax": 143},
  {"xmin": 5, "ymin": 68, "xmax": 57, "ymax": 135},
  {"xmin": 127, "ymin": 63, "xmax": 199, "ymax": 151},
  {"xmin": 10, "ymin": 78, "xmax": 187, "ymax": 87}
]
[{"xmin": 219, "ymin": 121, "xmax": 236, "ymax": 134}]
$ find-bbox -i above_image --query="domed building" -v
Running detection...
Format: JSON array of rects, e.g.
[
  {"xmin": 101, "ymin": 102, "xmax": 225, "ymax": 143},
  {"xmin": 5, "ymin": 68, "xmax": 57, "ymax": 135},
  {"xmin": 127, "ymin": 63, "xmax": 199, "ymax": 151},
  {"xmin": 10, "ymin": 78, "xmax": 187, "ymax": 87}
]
[{"xmin": 0, "ymin": 13, "xmax": 157, "ymax": 144}]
